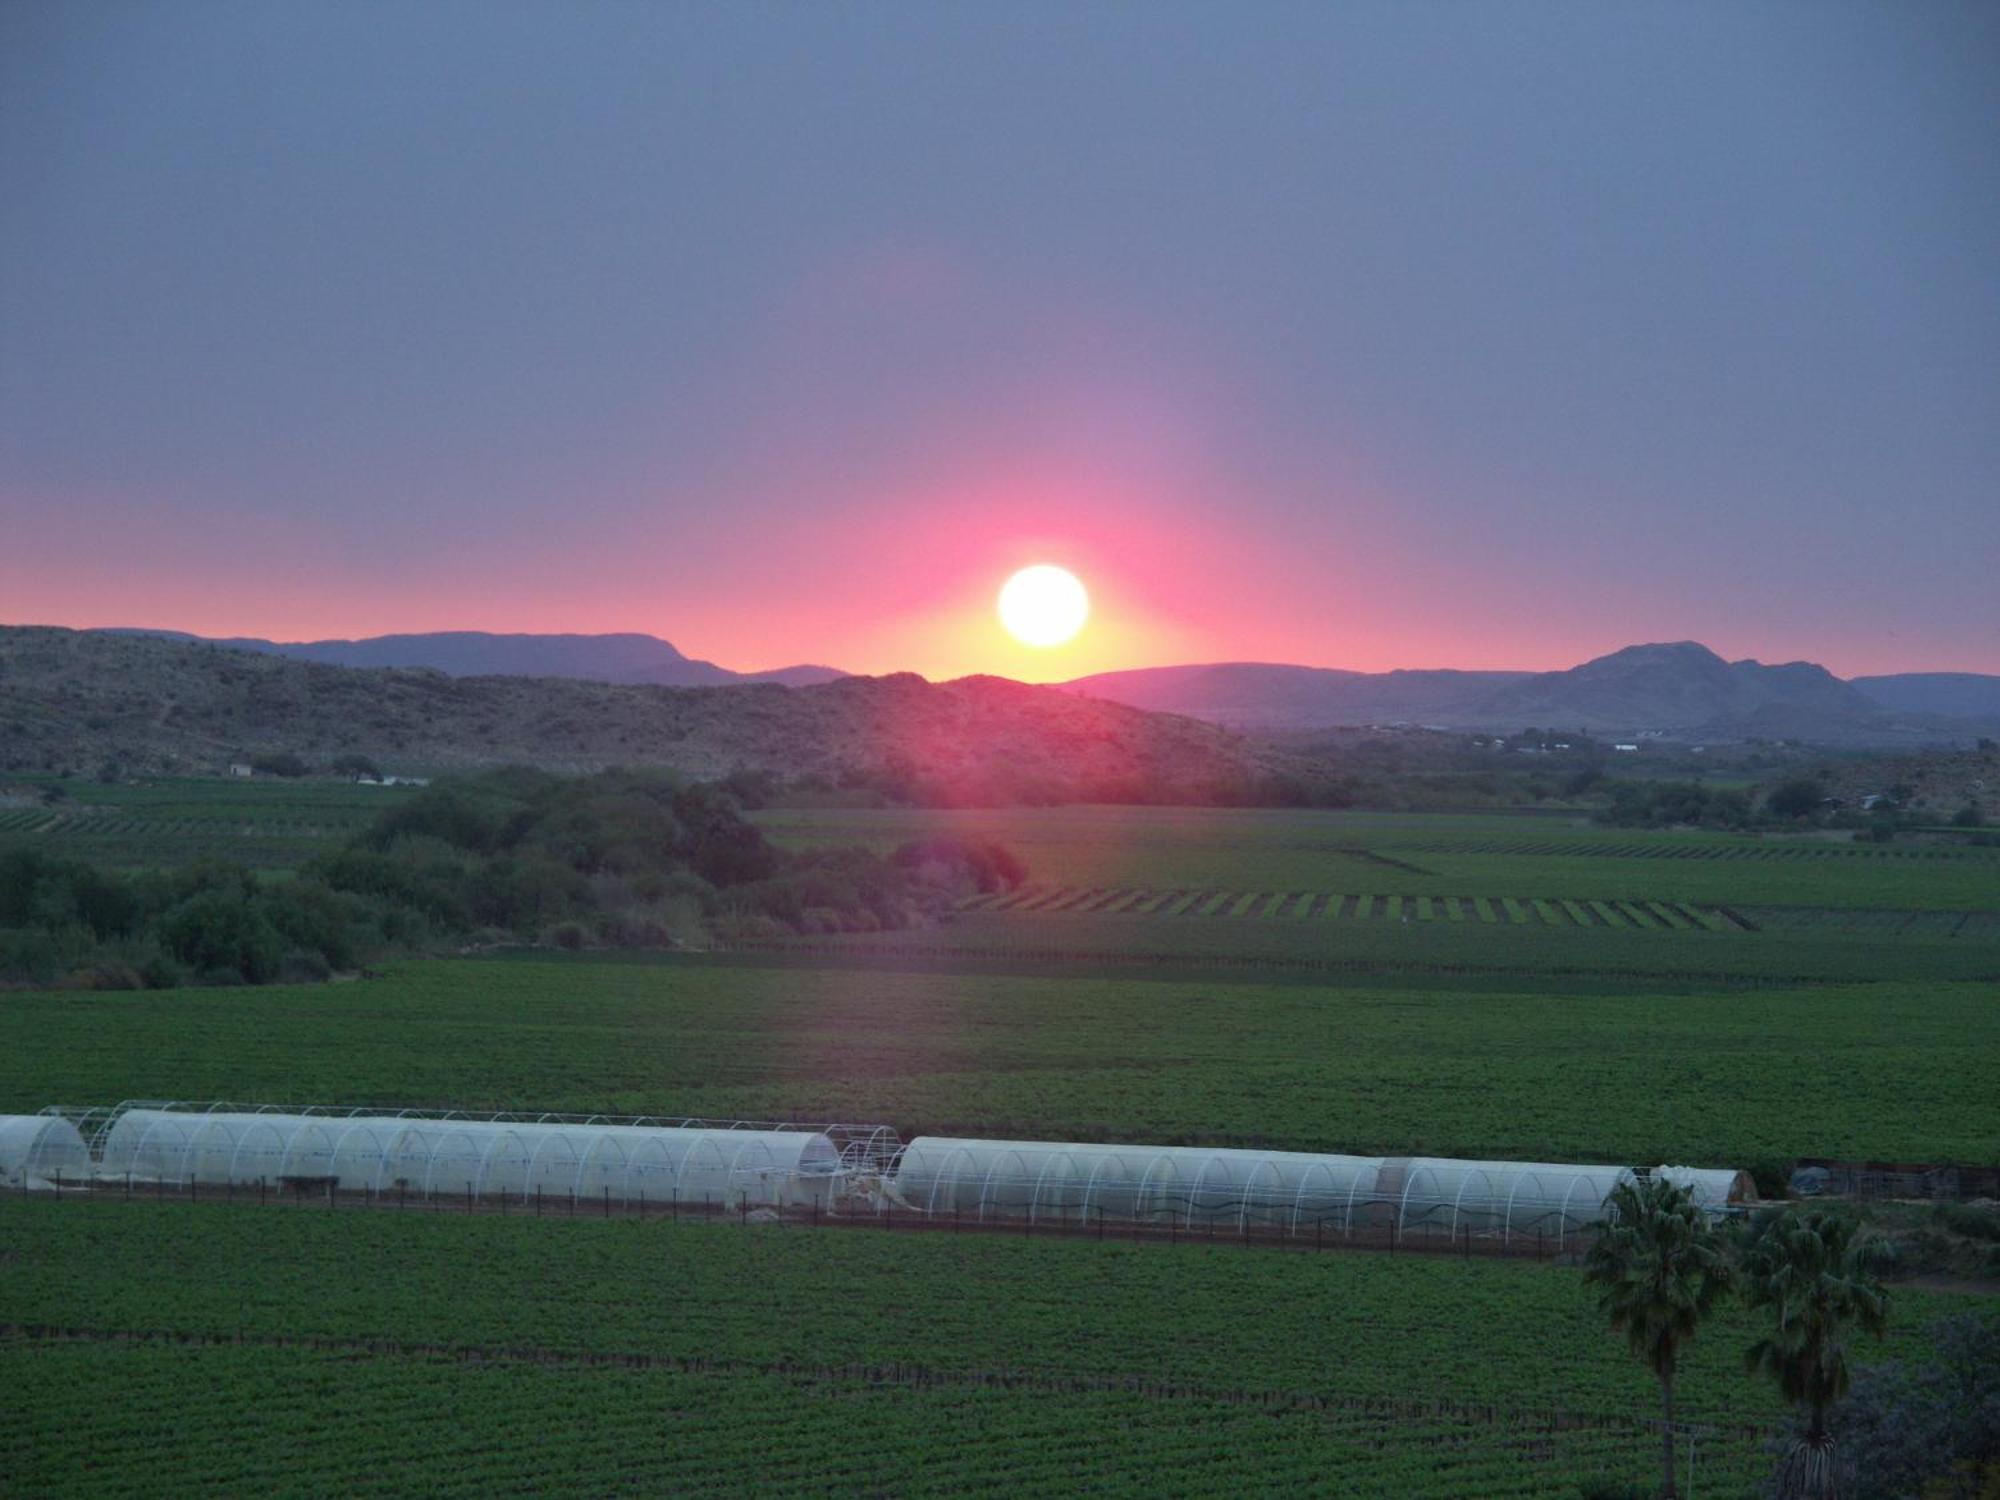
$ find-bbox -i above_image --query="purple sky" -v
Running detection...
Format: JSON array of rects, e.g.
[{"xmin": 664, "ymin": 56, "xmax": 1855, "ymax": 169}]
[{"xmin": 3, "ymin": 2, "xmax": 1996, "ymax": 679}]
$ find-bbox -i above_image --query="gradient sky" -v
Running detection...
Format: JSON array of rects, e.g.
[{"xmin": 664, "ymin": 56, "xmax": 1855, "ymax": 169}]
[{"xmin": 4, "ymin": 2, "xmax": 1996, "ymax": 680}]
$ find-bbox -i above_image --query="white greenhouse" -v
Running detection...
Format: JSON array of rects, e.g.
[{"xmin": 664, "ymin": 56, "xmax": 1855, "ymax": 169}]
[
  {"xmin": 890, "ymin": 1136, "xmax": 1753, "ymax": 1240},
  {"xmin": 0, "ymin": 1114, "xmax": 91, "ymax": 1189},
  {"xmin": 95, "ymin": 1108, "xmax": 847, "ymax": 1207}
]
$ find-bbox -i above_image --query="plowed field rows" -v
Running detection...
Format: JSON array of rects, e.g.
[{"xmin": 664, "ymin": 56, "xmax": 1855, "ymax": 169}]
[{"xmin": 967, "ymin": 886, "xmax": 1747, "ymax": 931}]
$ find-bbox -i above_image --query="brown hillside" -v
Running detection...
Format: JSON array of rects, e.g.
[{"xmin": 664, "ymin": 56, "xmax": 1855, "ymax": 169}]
[{"xmin": 0, "ymin": 626, "xmax": 1305, "ymax": 804}]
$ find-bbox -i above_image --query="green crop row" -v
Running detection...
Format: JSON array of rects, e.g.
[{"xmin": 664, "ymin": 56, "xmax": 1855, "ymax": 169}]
[
  {"xmin": 1, "ymin": 1336, "xmax": 1703, "ymax": 1499},
  {"xmin": 977, "ymin": 886, "xmax": 1731, "ymax": 932},
  {"xmin": 810, "ymin": 906, "xmax": 2000, "ymax": 988}
]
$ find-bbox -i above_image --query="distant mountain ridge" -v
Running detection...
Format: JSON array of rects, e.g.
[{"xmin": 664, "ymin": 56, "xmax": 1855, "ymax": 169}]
[
  {"xmin": 1850, "ymin": 672, "xmax": 2000, "ymax": 721},
  {"xmin": 1065, "ymin": 642, "xmax": 2000, "ymax": 743},
  {"xmin": 96, "ymin": 628, "xmax": 843, "ymax": 689},
  {"xmin": 2, "ymin": 626, "xmax": 1303, "ymax": 803},
  {"xmin": 1050, "ymin": 661, "xmax": 1533, "ymax": 729}
]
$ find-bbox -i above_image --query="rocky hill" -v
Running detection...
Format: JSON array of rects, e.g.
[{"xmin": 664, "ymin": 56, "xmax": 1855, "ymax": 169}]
[
  {"xmin": 98, "ymin": 628, "xmax": 843, "ymax": 688},
  {"xmin": 0, "ymin": 627, "xmax": 1302, "ymax": 804},
  {"xmin": 1068, "ymin": 642, "xmax": 2000, "ymax": 744},
  {"xmin": 1473, "ymin": 642, "xmax": 1884, "ymax": 738}
]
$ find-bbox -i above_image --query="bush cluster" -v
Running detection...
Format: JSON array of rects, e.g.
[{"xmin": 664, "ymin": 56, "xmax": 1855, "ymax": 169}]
[
  {"xmin": 1596, "ymin": 780, "xmax": 1756, "ymax": 829},
  {"xmin": 0, "ymin": 768, "xmax": 1025, "ymax": 988},
  {"xmin": 0, "ymin": 851, "xmax": 368, "ymax": 989}
]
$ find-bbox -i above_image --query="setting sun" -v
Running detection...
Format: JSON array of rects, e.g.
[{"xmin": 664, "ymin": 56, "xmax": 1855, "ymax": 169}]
[{"xmin": 997, "ymin": 564, "xmax": 1090, "ymax": 647}]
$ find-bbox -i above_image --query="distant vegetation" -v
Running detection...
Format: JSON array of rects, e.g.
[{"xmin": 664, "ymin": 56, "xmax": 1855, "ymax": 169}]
[{"xmin": 0, "ymin": 768, "xmax": 1023, "ymax": 988}]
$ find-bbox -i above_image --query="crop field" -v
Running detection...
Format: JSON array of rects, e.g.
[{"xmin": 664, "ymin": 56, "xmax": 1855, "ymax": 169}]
[
  {"xmin": 971, "ymin": 885, "xmax": 1748, "ymax": 929},
  {"xmin": 2, "ymin": 1338, "xmax": 1695, "ymax": 1500},
  {"xmin": 948, "ymin": 884, "xmax": 2000, "ymax": 947},
  {"xmin": 757, "ymin": 806, "xmax": 2000, "ymax": 911},
  {"xmin": 5, "ymin": 1199, "xmax": 1990, "ymax": 1497},
  {"xmin": 751, "ymin": 805, "xmax": 2000, "ymax": 988},
  {"xmin": 8, "ymin": 795, "xmax": 1999, "ymax": 1494},
  {"xmin": 7, "ymin": 958, "xmax": 1997, "ymax": 1169},
  {"xmin": 0, "ymin": 776, "xmax": 415, "ymax": 868}
]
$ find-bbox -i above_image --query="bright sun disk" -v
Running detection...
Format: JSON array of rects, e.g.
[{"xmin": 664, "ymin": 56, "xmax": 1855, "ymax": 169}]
[{"xmin": 998, "ymin": 565, "xmax": 1090, "ymax": 647}]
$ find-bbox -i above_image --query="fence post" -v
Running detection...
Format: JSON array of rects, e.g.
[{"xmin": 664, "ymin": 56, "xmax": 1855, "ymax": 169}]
[
  {"xmin": 466, "ymin": 1182, "xmax": 473, "ymax": 1214},
  {"xmin": 260, "ymin": 1176, "xmax": 266, "ymax": 1206},
  {"xmin": 604, "ymin": 1186, "xmax": 610, "ymax": 1219}
]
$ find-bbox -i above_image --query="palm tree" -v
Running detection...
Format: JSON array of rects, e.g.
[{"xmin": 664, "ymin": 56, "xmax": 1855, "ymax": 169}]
[
  {"xmin": 1739, "ymin": 1208, "xmax": 1890, "ymax": 1499},
  {"xmin": 1583, "ymin": 1174, "xmax": 1734, "ymax": 1499}
]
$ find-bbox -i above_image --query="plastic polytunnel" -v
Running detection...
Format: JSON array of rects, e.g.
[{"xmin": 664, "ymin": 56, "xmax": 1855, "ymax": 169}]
[
  {"xmin": 0, "ymin": 1115, "xmax": 90, "ymax": 1188},
  {"xmin": 892, "ymin": 1137, "xmax": 1379, "ymax": 1229},
  {"xmin": 891, "ymin": 1137, "xmax": 1754, "ymax": 1239},
  {"xmin": 97, "ymin": 1110, "xmax": 844, "ymax": 1207}
]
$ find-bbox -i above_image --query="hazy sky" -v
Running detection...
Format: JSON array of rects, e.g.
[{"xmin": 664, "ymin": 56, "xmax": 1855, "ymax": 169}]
[{"xmin": 4, "ymin": 2, "xmax": 1996, "ymax": 679}]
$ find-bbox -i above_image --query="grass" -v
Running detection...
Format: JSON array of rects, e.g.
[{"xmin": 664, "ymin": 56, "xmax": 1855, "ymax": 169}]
[
  {"xmin": 6, "ymin": 957, "xmax": 1996, "ymax": 1169},
  {"xmin": 5, "ymin": 1197, "xmax": 1991, "ymax": 1496}
]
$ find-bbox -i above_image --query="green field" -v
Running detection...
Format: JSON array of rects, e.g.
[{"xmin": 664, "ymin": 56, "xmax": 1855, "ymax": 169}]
[
  {"xmin": 744, "ymin": 806, "xmax": 2000, "ymax": 990},
  {"xmin": 7, "ymin": 957, "xmax": 1996, "ymax": 1171},
  {"xmin": 0, "ymin": 776, "xmax": 418, "ymax": 869},
  {"xmin": 4, "ymin": 1199, "xmax": 1986, "ymax": 1497},
  {"xmin": 7, "ymin": 791, "xmax": 1999, "ymax": 1494},
  {"xmin": 755, "ymin": 806, "xmax": 2000, "ymax": 910}
]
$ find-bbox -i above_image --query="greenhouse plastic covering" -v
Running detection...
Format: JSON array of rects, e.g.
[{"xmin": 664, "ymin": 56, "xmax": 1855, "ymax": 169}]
[
  {"xmin": 890, "ymin": 1137, "xmax": 1752, "ymax": 1236},
  {"xmin": 0, "ymin": 1115, "xmax": 91, "ymax": 1188},
  {"xmin": 96, "ymin": 1109, "xmax": 843, "ymax": 1206}
]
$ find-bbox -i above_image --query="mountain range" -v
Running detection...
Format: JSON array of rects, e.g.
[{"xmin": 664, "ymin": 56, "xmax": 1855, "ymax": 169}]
[
  {"xmin": 1063, "ymin": 642, "xmax": 2000, "ymax": 742},
  {"xmin": 23, "ymin": 627, "xmax": 2000, "ymax": 753},
  {"xmin": 97, "ymin": 629, "xmax": 843, "ymax": 689},
  {"xmin": 3, "ymin": 626, "xmax": 1298, "ymax": 803}
]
